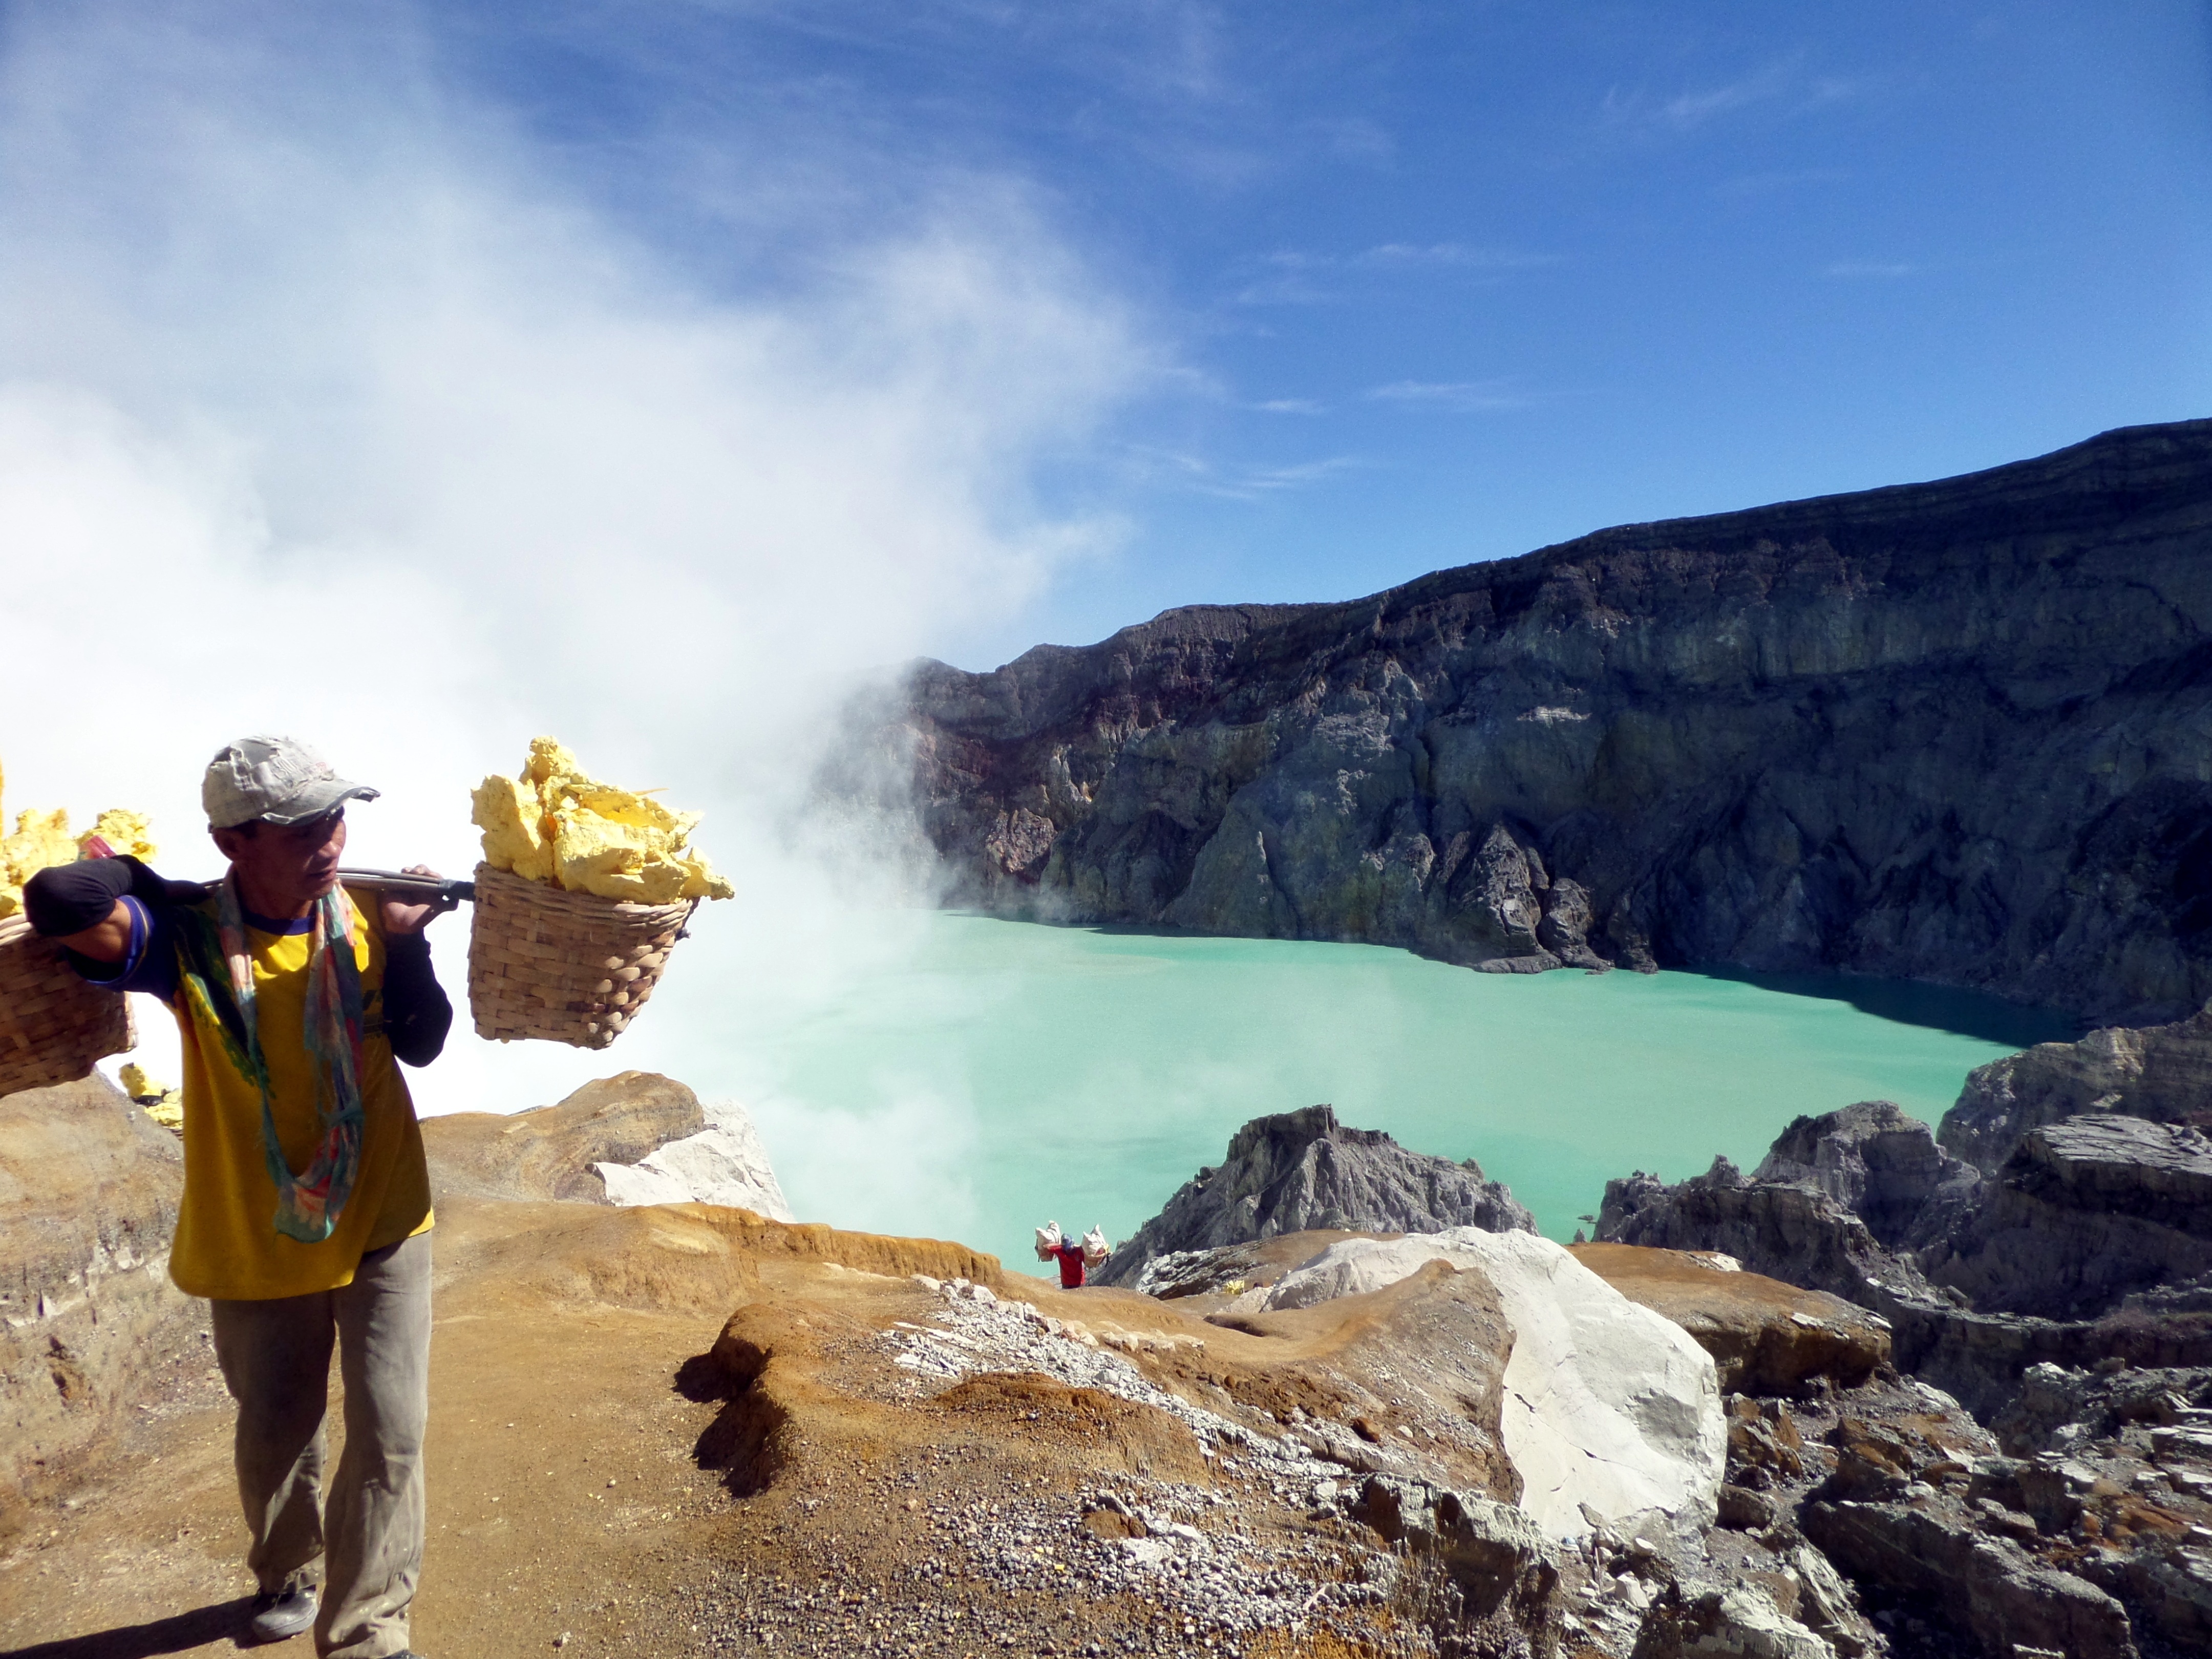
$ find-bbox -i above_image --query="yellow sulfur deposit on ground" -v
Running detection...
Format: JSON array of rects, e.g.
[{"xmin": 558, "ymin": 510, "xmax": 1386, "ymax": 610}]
[
  {"xmin": 471, "ymin": 738, "xmax": 736, "ymax": 905},
  {"xmin": 119, "ymin": 1063, "xmax": 184, "ymax": 1133},
  {"xmin": 0, "ymin": 759, "xmax": 159, "ymax": 920}
]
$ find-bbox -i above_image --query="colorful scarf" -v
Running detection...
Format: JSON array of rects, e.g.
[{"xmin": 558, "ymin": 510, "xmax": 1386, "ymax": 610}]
[{"xmin": 205, "ymin": 876, "xmax": 369, "ymax": 1242}]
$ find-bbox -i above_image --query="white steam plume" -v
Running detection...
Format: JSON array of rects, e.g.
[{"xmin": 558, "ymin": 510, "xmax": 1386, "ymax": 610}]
[{"xmin": 0, "ymin": 4, "xmax": 1148, "ymax": 1221}]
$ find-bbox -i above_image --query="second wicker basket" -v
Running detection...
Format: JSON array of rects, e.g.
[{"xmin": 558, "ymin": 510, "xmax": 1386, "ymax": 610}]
[{"xmin": 464, "ymin": 863, "xmax": 696, "ymax": 1050}]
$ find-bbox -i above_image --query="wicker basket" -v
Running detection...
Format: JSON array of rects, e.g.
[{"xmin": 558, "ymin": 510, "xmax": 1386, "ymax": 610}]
[
  {"xmin": 466, "ymin": 863, "xmax": 697, "ymax": 1049},
  {"xmin": 0, "ymin": 914, "xmax": 136, "ymax": 1098}
]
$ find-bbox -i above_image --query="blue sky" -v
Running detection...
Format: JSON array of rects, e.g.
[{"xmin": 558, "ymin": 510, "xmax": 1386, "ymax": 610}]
[
  {"xmin": 0, "ymin": 2, "xmax": 2205, "ymax": 1123},
  {"xmin": 4, "ymin": 3, "xmax": 2206, "ymax": 677},
  {"xmin": 426, "ymin": 1, "xmax": 2212, "ymax": 663}
]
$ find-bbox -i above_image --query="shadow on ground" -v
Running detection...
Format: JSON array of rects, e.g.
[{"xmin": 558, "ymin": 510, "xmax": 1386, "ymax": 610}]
[{"xmin": 0, "ymin": 1598, "xmax": 252, "ymax": 1658}]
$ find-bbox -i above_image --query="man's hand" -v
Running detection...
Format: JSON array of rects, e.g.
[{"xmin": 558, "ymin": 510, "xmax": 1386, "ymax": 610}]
[{"xmin": 379, "ymin": 866, "xmax": 453, "ymax": 937}]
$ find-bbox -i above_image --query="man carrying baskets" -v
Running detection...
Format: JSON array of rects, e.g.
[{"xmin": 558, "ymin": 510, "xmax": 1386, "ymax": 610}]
[{"xmin": 25, "ymin": 736, "xmax": 453, "ymax": 1658}]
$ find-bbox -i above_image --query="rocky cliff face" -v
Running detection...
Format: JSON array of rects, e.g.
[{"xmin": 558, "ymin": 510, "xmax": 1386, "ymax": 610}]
[
  {"xmin": 864, "ymin": 417, "xmax": 2212, "ymax": 1022},
  {"xmin": 1094, "ymin": 1104, "xmax": 1534, "ymax": 1289}
]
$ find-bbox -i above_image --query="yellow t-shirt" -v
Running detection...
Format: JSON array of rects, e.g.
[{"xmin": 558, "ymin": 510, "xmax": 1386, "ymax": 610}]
[{"xmin": 155, "ymin": 885, "xmax": 434, "ymax": 1300}]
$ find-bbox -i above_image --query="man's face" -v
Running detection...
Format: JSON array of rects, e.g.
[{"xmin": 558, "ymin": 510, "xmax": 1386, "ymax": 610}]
[{"xmin": 211, "ymin": 809, "xmax": 349, "ymax": 910}]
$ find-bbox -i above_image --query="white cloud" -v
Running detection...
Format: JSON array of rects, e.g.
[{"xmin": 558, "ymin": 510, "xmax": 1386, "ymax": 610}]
[
  {"xmin": 1235, "ymin": 242, "xmax": 1555, "ymax": 304},
  {"xmin": 1366, "ymin": 378, "xmax": 1526, "ymax": 413},
  {"xmin": 0, "ymin": 4, "xmax": 1155, "ymax": 1135},
  {"xmin": 1599, "ymin": 51, "xmax": 1879, "ymax": 139},
  {"xmin": 1355, "ymin": 242, "xmax": 1557, "ymax": 271},
  {"xmin": 1120, "ymin": 442, "xmax": 1359, "ymax": 499}
]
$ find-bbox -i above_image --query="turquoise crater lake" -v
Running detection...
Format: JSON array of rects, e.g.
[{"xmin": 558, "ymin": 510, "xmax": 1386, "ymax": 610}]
[{"xmin": 655, "ymin": 913, "xmax": 2072, "ymax": 1284}]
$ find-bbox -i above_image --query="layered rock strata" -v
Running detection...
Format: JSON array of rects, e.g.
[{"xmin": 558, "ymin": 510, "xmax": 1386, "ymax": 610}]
[
  {"xmin": 859, "ymin": 417, "xmax": 2212, "ymax": 1023},
  {"xmin": 1095, "ymin": 1104, "xmax": 1534, "ymax": 1290},
  {"xmin": 1944, "ymin": 1004, "xmax": 2212, "ymax": 1174},
  {"xmin": 1600, "ymin": 1097, "xmax": 2212, "ymax": 1414},
  {"xmin": 1570, "ymin": 1243, "xmax": 1888, "ymax": 1395}
]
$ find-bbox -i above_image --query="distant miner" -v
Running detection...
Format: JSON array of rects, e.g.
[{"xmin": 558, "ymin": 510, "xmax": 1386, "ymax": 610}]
[
  {"xmin": 27, "ymin": 736, "xmax": 453, "ymax": 1658},
  {"xmin": 1034, "ymin": 1220, "xmax": 1110, "ymax": 1287}
]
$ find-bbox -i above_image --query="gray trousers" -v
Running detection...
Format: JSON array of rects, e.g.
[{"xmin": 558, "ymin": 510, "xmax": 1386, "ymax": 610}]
[{"xmin": 209, "ymin": 1232, "xmax": 432, "ymax": 1658}]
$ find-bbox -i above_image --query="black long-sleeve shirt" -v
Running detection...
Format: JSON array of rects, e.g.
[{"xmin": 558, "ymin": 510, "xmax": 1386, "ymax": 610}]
[{"xmin": 24, "ymin": 860, "xmax": 453, "ymax": 1066}]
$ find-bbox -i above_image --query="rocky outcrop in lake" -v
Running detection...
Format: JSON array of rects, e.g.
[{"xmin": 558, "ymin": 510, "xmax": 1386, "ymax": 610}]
[
  {"xmin": 1094, "ymin": 1104, "xmax": 1534, "ymax": 1290},
  {"xmin": 858, "ymin": 417, "xmax": 2212, "ymax": 1024},
  {"xmin": 1944, "ymin": 1003, "xmax": 2212, "ymax": 1173}
]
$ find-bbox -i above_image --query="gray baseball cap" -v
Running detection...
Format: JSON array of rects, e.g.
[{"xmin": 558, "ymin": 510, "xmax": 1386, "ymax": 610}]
[{"xmin": 203, "ymin": 735, "xmax": 380, "ymax": 830}]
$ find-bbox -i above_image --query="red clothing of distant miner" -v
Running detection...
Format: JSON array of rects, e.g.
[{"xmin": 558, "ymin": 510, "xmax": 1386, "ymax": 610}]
[{"xmin": 1052, "ymin": 1243, "xmax": 1087, "ymax": 1288}]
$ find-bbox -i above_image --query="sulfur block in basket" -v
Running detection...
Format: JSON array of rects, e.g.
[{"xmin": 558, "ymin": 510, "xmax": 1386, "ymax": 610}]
[
  {"xmin": 470, "ymin": 737, "xmax": 734, "ymax": 904},
  {"xmin": 0, "ymin": 757, "xmax": 160, "ymax": 919}
]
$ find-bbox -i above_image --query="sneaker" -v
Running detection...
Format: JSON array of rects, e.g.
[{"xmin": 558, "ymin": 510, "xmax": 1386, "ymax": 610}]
[{"xmin": 246, "ymin": 1580, "xmax": 318, "ymax": 1642}]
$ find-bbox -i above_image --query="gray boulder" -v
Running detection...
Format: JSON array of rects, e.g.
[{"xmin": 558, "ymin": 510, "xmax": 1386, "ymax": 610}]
[
  {"xmin": 1754, "ymin": 1100, "xmax": 1981, "ymax": 1251},
  {"xmin": 1348, "ymin": 1474, "xmax": 1561, "ymax": 1645},
  {"xmin": 1596, "ymin": 1125, "xmax": 1939, "ymax": 1312},
  {"xmin": 422, "ymin": 1071, "xmax": 705, "ymax": 1204},
  {"xmin": 1095, "ymin": 1105, "xmax": 1534, "ymax": 1289},
  {"xmin": 422, "ymin": 1073, "xmax": 793, "ymax": 1219},
  {"xmin": 1629, "ymin": 1584, "xmax": 1835, "ymax": 1659},
  {"xmin": 1592, "ymin": 1103, "xmax": 2212, "ymax": 1416}
]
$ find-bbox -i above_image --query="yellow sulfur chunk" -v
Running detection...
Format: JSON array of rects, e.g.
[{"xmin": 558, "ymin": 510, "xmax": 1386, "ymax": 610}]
[
  {"xmin": 550, "ymin": 806, "xmax": 692, "ymax": 905},
  {"xmin": 80, "ymin": 808, "xmax": 158, "ymax": 862},
  {"xmin": 4, "ymin": 807, "xmax": 75, "ymax": 880},
  {"xmin": 571, "ymin": 784, "xmax": 691, "ymax": 836},
  {"xmin": 470, "ymin": 774, "xmax": 556, "ymax": 883},
  {"xmin": 1, "ymin": 807, "xmax": 77, "ymax": 920},
  {"xmin": 120, "ymin": 1062, "xmax": 169, "ymax": 1100},
  {"xmin": 0, "ymin": 772, "xmax": 161, "ymax": 920},
  {"xmin": 522, "ymin": 736, "xmax": 583, "ymax": 791},
  {"xmin": 473, "ymin": 737, "xmax": 735, "ymax": 904},
  {"xmin": 676, "ymin": 856, "xmax": 736, "ymax": 903},
  {"xmin": 121, "ymin": 1064, "xmax": 183, "ymax": 1134}
]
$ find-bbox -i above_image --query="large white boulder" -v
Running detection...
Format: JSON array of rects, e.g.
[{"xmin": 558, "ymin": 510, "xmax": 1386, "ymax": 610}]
[
  {"xmin": 1265, "ymin": 1228, "xmax": 1724, "ymax": 1539},
  {"xmin": 593, "ymin": 1098, "xmax": 795, "ymax": 1221}
]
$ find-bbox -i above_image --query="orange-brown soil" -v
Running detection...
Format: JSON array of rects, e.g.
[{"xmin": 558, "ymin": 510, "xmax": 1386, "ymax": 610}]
[{"xmin": 1, "ymin": 1198, "xmax": 1489, "ymax": 1659}]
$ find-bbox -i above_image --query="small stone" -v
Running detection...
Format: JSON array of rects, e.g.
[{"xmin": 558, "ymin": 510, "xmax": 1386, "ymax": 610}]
[{"xmin": 1717, "ymin": 1484, "xmax": 1778, "ymax": 1531}]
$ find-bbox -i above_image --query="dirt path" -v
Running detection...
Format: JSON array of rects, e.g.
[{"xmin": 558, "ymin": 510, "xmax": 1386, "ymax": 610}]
[{"xmin": 1, "ymin": 1289, "xmax": 738, "ymax": 1657}]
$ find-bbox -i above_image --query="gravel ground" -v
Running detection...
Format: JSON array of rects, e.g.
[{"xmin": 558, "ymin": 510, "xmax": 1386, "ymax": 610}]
[{"xmin": 662, "ymin": 1275, "xmax": 1433, "ymax": 1659}]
